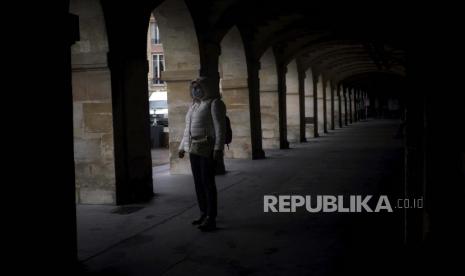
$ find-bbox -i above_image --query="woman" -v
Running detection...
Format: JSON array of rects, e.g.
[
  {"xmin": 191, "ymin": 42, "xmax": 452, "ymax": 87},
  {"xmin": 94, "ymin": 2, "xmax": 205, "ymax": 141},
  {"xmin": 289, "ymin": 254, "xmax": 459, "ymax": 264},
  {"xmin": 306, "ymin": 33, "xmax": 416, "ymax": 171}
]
[{"xmin": 178, "ymin": 77, "xmax": 226, "ymax": 231}]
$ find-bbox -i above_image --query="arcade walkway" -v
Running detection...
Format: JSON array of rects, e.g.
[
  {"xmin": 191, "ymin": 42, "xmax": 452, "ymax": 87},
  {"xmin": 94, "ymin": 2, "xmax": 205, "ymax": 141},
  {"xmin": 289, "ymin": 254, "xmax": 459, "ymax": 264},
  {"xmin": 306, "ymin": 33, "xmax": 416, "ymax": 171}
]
[{"xmin": 78, "ymin": 120, "xmax": 405, "ymax": 275}]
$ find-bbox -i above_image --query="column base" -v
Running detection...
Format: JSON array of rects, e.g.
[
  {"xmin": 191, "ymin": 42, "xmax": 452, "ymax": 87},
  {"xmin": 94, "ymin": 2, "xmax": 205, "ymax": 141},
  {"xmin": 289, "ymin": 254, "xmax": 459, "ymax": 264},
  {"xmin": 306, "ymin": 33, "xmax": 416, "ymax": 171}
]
[{"xmin": 252, "ymin": 149, "xmax": 266, "ymax": 160}]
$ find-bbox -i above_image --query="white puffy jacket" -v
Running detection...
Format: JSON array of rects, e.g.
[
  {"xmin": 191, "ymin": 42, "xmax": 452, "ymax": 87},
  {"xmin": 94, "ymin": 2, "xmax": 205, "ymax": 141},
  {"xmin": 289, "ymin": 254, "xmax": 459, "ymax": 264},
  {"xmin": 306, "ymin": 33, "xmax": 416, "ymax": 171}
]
[{"xmin": 179, "ymin": 80, "xmax": 226, "ymax": 152}]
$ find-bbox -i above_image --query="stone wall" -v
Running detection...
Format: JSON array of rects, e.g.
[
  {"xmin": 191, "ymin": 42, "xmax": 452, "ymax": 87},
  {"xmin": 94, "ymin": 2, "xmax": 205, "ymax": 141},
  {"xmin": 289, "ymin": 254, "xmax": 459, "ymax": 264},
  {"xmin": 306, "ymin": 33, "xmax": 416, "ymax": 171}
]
[
  {"xmin": 260, "ymin": 48, "xmax": 279, "ymax": 149},
  {"xmin": 304, "ymin": 69, "xmax": 315, "ymax": 138},
  {"xmin": 70, "ymin": 0, "xmax": 116, "ymax": 204},
  {"xmin": 286, "ymin": 60, "xmax": 300, "ymax": 143},
  {"xmin": 326, "ymin": 81, "xmax": 332, "ymax": 131},
  {"xmin": 220, "ymin": 27, "xmax": 252, "ymax": 159},
  {"xmin": 317, "ymin": 76, "xmax": 325, "ymax": 135}
]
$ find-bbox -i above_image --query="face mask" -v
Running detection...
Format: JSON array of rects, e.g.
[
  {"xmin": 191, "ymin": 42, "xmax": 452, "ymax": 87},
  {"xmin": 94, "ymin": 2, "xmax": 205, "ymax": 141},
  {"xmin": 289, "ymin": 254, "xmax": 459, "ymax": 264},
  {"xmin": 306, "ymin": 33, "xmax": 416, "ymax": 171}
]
[{"xmin": 191, "ymin": 85, "xmax": 204, "ymax": 99}]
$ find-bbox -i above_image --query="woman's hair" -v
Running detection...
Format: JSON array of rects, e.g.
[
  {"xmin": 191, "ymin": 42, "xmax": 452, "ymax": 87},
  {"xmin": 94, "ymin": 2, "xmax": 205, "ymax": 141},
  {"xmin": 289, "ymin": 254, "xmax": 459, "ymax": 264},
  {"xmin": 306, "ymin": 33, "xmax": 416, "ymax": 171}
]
[{"xmin": 190, "ymin": 77, "xmax": 208, "ymax": 94}]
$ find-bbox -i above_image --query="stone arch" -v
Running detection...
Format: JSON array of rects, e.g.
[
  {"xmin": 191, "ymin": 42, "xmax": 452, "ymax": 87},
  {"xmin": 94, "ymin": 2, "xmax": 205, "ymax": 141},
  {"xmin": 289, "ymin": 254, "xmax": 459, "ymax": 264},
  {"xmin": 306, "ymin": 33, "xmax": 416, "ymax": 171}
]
[
  {"xmin": 286, "ymin": 59, "xmax": 300, "ymax": 143},
  {"xmin": 70, "ymin": 0, "xmax": 115, "ymax": 204},
  {"xmin": 219, "ymin": 26, "xmax": 252, "ymax": 159},
  {"xmin": 259, "ymin": 47, "xmax": 279, "ymax": 149},
  {"xmin": 70, "ymin": 0, "xmax": 203, "ymax": 204}
]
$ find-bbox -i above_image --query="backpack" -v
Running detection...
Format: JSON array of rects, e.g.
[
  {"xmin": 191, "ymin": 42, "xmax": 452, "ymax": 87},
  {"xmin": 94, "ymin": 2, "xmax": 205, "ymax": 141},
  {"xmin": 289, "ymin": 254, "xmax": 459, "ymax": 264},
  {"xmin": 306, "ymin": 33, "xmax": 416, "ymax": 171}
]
[{"xmin": 210, "ymin": 98, "xmax": 232, "ymax": 149}]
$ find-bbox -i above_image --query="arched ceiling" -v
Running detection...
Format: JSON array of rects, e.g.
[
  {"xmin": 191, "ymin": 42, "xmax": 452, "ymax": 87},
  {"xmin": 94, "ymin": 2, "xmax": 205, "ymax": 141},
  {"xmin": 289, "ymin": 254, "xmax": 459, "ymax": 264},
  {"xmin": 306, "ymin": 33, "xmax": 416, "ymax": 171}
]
[{"xmin": 185, "ymin": 0, "xmax": 407, "ymax": 88}]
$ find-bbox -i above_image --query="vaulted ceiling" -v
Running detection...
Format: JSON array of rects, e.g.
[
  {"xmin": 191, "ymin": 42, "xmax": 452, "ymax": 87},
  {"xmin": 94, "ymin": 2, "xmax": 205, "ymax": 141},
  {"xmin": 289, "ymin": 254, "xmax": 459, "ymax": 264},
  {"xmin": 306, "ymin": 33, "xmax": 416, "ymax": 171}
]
[{"xmin": 186, "ymin": 0, "xmax": 407, "ymax": 88}]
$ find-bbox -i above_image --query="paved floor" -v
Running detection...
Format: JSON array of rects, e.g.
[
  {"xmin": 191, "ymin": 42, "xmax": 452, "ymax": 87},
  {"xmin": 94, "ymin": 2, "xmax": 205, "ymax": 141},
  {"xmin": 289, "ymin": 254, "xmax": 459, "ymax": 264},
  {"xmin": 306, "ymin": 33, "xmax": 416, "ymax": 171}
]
[{"xmin": 77, "ymin": 119, "xmax": 406, "ymax": 275}]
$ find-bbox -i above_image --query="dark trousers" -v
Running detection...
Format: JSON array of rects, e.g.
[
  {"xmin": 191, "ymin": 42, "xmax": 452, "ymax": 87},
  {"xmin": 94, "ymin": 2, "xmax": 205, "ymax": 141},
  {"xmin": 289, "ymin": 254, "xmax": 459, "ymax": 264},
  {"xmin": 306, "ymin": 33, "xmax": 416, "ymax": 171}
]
[{"xmin": 190, "ymin": 153, "xmax": 217, "ymax": 219}]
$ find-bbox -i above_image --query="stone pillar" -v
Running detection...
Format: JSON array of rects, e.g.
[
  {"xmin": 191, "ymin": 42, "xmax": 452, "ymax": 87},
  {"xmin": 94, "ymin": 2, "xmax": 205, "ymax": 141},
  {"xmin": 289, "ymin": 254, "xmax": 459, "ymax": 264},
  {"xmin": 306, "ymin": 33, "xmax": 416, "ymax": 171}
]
[
  {"xmin": 337, "ymin": 84, "xmax": 343, "ymax": 128},
  {"xmin": 313, "ymin": 76, "xmax": 320, "ymax": 137},
  {"xmin": 109, "ymin": 54, "xmax": 154, "ymax": 205},
  {"xmin": 317, "ymin": 76, "xmax": 325, "ymax": 134},
  {"xmin": 364, "ymin": 92, "xmax": 369, "ymax": 119},
  {"xmin": 352, "ymin": 89, "xmax": 356, "ymax": 122},
  {"xmin": 221, "ymin": 77, "xmax": 253, "ymax": 159},
  {"xmin": 304, "ymin": 69, "xmax": 315, "ymax": 138},
  {"xmin": 246, "ymin": 58, "xmax": 265, "ymax": 159},
  {"xmin": 277, "ymin": 64, "xmax": 289, "ymax": 149},
  {"xmin": 359, "ymin": 90, "xmax": 364, "ymax": 120},
  {"xmin": 298, "ymin": 69, "xmax": 306, "ymax": 142},
  {"xmin": 322, "ymin": 79, "xmax": 328, "ymax": 133},
  {"xmin": 259, "ymin": 49, "xmax": 280, "ymax": 149},
  {"xmin": 344, "ymin": 86, "xmax": 348, "ymax": 126},
  {"xmin": 162, "ymin": 69, "xmax": 199, "ymax": 174},
  {"xmin": 72, "ymin": 67, "xmax": 116, "ymax": 204},
  {"xmin": 353, "ymin": 89, "xmax": 358, "ymax": 122},
  {"xmin": 349, "ymin": 88, "xmax": 353, "ymax": 124},
  {"xmin": 330, "ymin": 82, "xmax": 335, "ymax": 130},
  {"xmin": 220, "ymin": 28, "xmax": 254, "ymax": 159},
  {"xmin": 286, "ymin": 60, "xmax": 300, "ymax": 143},
  {"xmin": 71, "ymin": 0, "xmax": 117, "ymax": 204}
]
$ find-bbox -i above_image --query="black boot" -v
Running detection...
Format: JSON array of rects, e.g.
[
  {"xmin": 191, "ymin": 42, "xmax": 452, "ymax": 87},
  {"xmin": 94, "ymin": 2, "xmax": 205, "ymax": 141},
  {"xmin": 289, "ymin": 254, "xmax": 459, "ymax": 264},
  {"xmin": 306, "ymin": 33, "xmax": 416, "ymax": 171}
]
[
  {"xmin": 192, "ymin": 214, "xmax": 206, "ymax": 225},
  {"xmin": 198, "ymin": 217, "xmax": 216, "ymax": 232}
]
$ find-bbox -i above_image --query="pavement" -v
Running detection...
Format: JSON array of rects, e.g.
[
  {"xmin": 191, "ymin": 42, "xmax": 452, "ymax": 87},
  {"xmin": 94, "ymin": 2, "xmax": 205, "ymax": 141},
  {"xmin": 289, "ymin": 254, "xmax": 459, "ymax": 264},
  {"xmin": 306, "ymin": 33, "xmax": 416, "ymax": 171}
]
[{"xmin": 77, "ymin": 119, "xmax": 407, "ymax": 276}]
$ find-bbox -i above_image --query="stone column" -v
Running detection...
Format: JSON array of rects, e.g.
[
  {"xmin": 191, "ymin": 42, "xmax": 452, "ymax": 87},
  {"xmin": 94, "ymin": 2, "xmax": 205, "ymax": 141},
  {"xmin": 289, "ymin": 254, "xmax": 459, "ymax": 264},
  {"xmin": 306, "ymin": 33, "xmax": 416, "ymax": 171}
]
[
  {"xmin": 317, "ymin": 77, "xmax": 325, "ymax": 134},
  {"xmin": 286, "ymin": 60, "xmax": 300, "ymax": 143},
  {"xmin": 304, "ymin": 69, "xmax": 315, "ymax": 138},
  {"xmin": 322, "ymin": 79, "xmax": 328, "ymax": 133},
  {"xmin": 337, "ymin": 84, "xmax": 343, "ymax": 128},
  {"xmin": 259, "ymin": 50, "xmax": 280, "ymax": 149},
  {"xmin": 109, "ymin": 54, "xmax": 154, "ymax": 205},
  {"xmin": 344, "ymin": 86, "xmax": 348, "ymax": 126},
  {"xmin": 358, "ymin": 90, "xmax": 362, "ymax": 121},
  {"xmin": 247, "ymin": 58, "xmax": 265, "ymax": 159},
  {"xmin": 277, "ymin": 64, "xmax": 289, "ymax": 149},
  {"xmin": 298, "ymin": 69, "xmax": 307, "ymax": 142},
  {"xmin": 221, "ymin": 77, "xmax": 253, "ymax": 159},
  {"xmin": 364, "ymin": 92, "xmax": 369, "ymax": 119},
  {"xmin": 162, "ymin": 69, "xmax": 200, "ymax": 174},
  {"xmin": 353, "ymin": 89, "xmax": 358, "ymax": 122},
  {"xmin": 219, "ymin": 29, "xmax": 255, "ymax": 159},
  {"xmin": 71, "ymin": 0, "xmax": 117, "ymax": 204},
  {"xmin": 349, "ymin": 88, "xmax": 353, "ymax": 124},
  {"xmin": 330, "ymin": 82, "xmax": 335, "ymax": 130},
  {"xmin": 313, "ymin": 76, "xmax": 320, "ymax": 137}
]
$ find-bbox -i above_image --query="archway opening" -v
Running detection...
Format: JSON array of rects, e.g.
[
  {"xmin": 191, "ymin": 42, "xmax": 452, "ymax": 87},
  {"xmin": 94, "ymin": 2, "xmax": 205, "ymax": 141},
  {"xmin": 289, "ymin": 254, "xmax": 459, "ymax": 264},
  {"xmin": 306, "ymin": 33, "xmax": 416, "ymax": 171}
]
[
  {"xmin": 147, "ymin": 13, "xmax": 169, "ymax": 168},
  {"xmin": 150, "ymin": 0, "xmax": 201, "ymax": 174}
]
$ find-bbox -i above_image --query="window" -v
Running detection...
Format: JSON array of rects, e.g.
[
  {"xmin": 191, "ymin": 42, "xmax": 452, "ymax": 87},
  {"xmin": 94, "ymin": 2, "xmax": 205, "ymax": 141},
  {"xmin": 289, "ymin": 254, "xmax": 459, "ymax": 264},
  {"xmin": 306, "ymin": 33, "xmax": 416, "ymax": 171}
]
[
  {"xmin": 152, "ymin": 54, "xmax": 165, "ymax": 84},
  {"xmin": 150, "ymin": 21, "xmax": 160, "ymax": 44}
]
